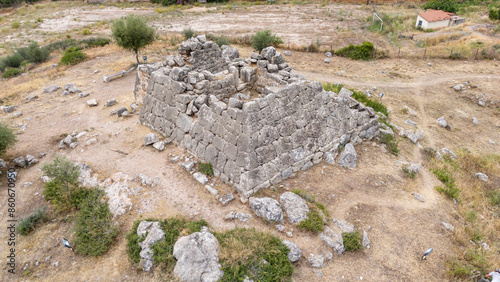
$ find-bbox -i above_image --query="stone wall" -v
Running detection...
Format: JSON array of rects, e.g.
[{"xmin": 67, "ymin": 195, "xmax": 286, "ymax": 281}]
[{"xmin": 137, "ymin": 37, "xmax": 379, "ymax": 197}]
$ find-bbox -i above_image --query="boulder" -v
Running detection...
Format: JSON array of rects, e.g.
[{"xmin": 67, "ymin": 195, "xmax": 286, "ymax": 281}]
[
  {"xmin": 283, "ymin": 50, "xmax": 292, "ymax": 56},
  {"xmin": 337, "ymin": 143, "xmax": 357, "ymax": 168},
  {"xmin": 332, "ymin": 219, "xmax": 354, "ymax": 233},
  {"xmin": 173, "ymin": 227, "xmax": 223, "ymax": 282},
  {"xmin": 144, "ymin": 133, "xmax": 159, "ymax": 146},
  {"xmin": 260, "ymin": 46, "xmax": 276, "ymax": 61},
  {"xmin": 87, "ymin": 99, "xmax": 98, "ymax": 107},
  {"xmin": 437, "ymin": 117, "xmax": 449, "ymax": 129},
  {"xmin": 412, "ymin": 193, "xmax": 424, "ymax": 202},
  {"xmin": 13, "ymin": 156, "xmax": 27, "ymax": 168},
  {"xmin": 153, "ymin": 141, "xmax": 165, "ymax": 151},
  {"xmin": 193, "ymin": 172, "xmax": 209, "ymax": 185},
  {"xmin": 406, "ymin": 129, "xmax": 424, "ymax": 143},
  {"xmin": 105, "ymin": 98, "xmax": 117, "ymax": 107},
  {"xmin": 224, "ymin": 212, "xmax": 252, "ymax": 222},
  {"xmin": 221, "ymin": 45, "xmax": 239, "ymax": 61},
  {"xmin": 279, "ymin": 192, "xmax": 309, "ymax": 224},
  {"xmin": 472, "ymin": 117, "xmax": 479, "ymax": 124},
  {"xmin": 0, "ymin": 158, "xmax": 7, "ymax": 168},
  {"xmin": 282, "ymin": 240, "xmax": 302, "ymax": 262},
  {"xmin": 320, "ymin": 226, "xmax": 344, "ymax": 255},
  {"xmin": 325, "ymin": 52, "xmax": 332, "ymax": 57},
  {"xmin": 441, "ymin": 222, "xmax": 455, "ymax": 232},
  {"xmin": 362, "ymin": 230, "xmax": 370, "ymax": 248},
  {"xmin": 219, "ymin": 193, "xmax": 235, "ymax": 206},
  {"xmin": 474, "ymin": 172, "xmax": 488, "ymax": 182},
  {"xmin": 26, "ymin": 155, "xmax": 39, "ymax": 166},
  {"xmin": 249, "ymin": 197, "xmax": 284, "ymax": 223},
  {"xmin": 324, "ymin": 58, "xmax": 330, "ymax": 63},
  {"xmin": 43, "ymin": 85, "xmax": 60, "ymax": 93},
  {"xmin": 440, "ymin": 147, "xmax": 456, "ymax": 159},
  {"xmin": 307, "ymin": 254, "xmax": 324, "ymax": 268},
  {"xmin": 452, "ymin": 84, "xmax": 464, "ymax": 91}
]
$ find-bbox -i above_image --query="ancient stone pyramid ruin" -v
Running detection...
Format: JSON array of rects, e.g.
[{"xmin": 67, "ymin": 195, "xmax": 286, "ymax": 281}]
[{"xmin": 135, "ymin": 35, "xmax": 380, "ymax": 197}]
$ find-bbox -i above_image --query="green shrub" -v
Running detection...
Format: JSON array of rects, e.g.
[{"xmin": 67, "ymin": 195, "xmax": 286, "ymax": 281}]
[
  {"xmin": 490, "ymin": 7, "xmax": 500, "ymax": 20},
  {"xmin": 150, "ymin": 0, "xmax": 176, "ymax": 6},
  {"xmin": 431, "ymin": 167, "xmax": 455, "ymax": 187},
  {"xmin": 126, "ymin": 220, "xmax": 144, "ymax": 263},
  {"xmin": 215, "ymin": 228, "xmax": 294, "ymax": 281},
  {"xmin": 79, "ymin": 37, "xmax": 111, "ymax": 48},
  {"xmin": 298, "ymin": 208, "xmax": 325, "ymax": 233},
  {"xmin": 342, "ymin": 231, "xmax": 362, "ymax": 251},
  {"xmin": 207, "ymin": 34, "xmax": 232, "ymax": 47},
  {"xmin": 0, "ymin": 122, "xmax": 17, "ymax": 156},
  {"xmin": 435, "ymin": 185, "xmax": 460, "ymax": 199},
  {"xmin": 351, "ymin": 90, "xmax": 388, "ymax": 116},
  {"xmin": 423, "ymin": 0, "xmax": 458, "ymax": 13},
  {"xmin": 45, "ymin": 39, "xmax": 78, "ymax": 52},
  {"xmin": 322, "ymin": 83, "xmax": 343, "ymax": 93},
  {"xmin": 17, "ymin": 42, "xmax": 50, "ymax": 64},
  {"xmin": 60, "ymin": 47, "xmax": 86, "ymax": 65},
  {"xmin": 17, "ymin": 207, "xmax": 48, "ymax": 235},
  {"xmin": 2, "ymin": 67, "xmax": 22, "ymax": 78},
  {"xmin": 112, "ymin": 15, "xmax": 155, "ymax": 64},
  {"xmin": 41, "ymin": 156, "xmax": 82, "ymax": 210},
  {"xmin": 335, "ymin": 41, "xmax": 374, "ymax": 60},
  {"xmin": 0, "ymin": 53, "xmax": 24, "ymax": 72},
  {"xmin": 74, "ymin": 189, "xmax": 118, "ymax": 256},
  {"xmin": 182, "ymin": 27, "xmax": 196, "ymax": 40},
  {"xmin": 82, "ymin": 29, "xmax": 91, "ymax": 35},
  {"xmin": 198, "ymin": 162, "xmax": 214, "ymax": 176},
  {"xmin": 379, "ymin": 132, "xmax": 399, "ymax": 156},
  {"xmin": 11, "ymin": 21, "xmax": 20, "ymax": 29},
  {"xmin": 251, "ymin": 29, "xmax": 283, "ymax": 52}
]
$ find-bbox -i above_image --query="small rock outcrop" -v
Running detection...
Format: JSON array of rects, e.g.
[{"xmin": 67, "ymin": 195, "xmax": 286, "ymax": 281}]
[
  {"xmin": 441, "ymin": 222, "xmax": 455, "ymax": 232},
  {"xmin": 440, "ymin": 147, "xmax": 456, "ymax": 159},
  {"xmin": 337, "ymin": 143, "xmax": 357, "ymax": 168},
  {"xmin": 474, "ymin": 172, "xmax": 488, "ymax": 182},
  {"xmin": 144, "ymin": 133, "xmax": 160, "ymax": 146},
  {"xmin": 320, "ymin": 226, "xmax": 345, "ymax": 255},
  {"xmin": 282, "ymin": 240, "xmax": 302, "ymax": 262},
  {"xmin": 362, "ymin": 230, "xmax": 370, "ymax": 248},
  {"xmin": 249, "ymin": 197, "xmax": 284, "ymax": 223},
  {"xmin": 279, "ymin": 192, "xmax": 309, "ymax": 224},
  {"xmin": 173, "ymin": 227, "xmax": 223, "ymax": 282},
  {"xmin": 137, "ymin": 221, "xmax": 166, "ymax": 272},
  {"xmin": 437, "ymin": 117, "xmax": 450, "ymax": 129},
  {"xmin": 307, "ymin": 254, "xmax": 324, "ymax": 268},
  {"xmin": 332, "ymin": 219, "xmax": 354, "ymax": 233}
]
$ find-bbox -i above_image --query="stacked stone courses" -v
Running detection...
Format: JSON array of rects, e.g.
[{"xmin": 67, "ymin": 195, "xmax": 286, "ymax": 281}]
[{"xmin": 137, "ymin": 36, "xmax": 379, "ymax": 197}]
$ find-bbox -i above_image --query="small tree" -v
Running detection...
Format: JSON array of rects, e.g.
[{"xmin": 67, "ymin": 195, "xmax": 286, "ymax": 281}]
[
  {"xmin": 112, "ymin": 15, "xmax": 155, "ymax": 64},
  {"xmin": 0, "ymin": 122, "xmax": 17, "ymax": 156},
  {"xmin": 41, "ymin": 156, "xmax": 80, "ymax": 205}
]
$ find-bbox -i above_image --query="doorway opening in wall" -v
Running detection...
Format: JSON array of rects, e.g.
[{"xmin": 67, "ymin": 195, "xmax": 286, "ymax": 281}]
[{"xmin": 418, "ymin": 20, "xmax": 422, "ymax": 28}]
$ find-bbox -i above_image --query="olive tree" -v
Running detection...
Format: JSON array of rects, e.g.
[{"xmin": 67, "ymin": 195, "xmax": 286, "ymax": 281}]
[{"xmin": 112, "ymin": 15, "xmax": 155, "ymax": 64}]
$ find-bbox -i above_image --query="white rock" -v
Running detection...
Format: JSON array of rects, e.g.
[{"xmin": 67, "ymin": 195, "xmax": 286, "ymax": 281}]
[
  {"xmin": 474, "ymin": 172, "xmax": 488, "ymax": 182},
  {"xmin": 193, "ymin": 172, "xmax": 208, "ymax": 185}
]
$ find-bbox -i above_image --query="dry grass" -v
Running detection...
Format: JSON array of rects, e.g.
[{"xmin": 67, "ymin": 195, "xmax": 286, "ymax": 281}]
[
  {"xmin": 217, "ymin": 228, "xmax": 276, "ymax": 262},
  {"xmin": 427, "ymin": 148, "xmax": 500, "ymax": 278}
]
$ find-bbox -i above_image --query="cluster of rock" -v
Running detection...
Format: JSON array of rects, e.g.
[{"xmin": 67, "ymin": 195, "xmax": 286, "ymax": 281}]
[
  {"xmin": 137, "ymin": 37, "xmax": 379, "ymax": 197},
  {"xmin": 137, "ymin": 221, "xmax": 165, "ymax": 272},
  {"xmin": 58, "ymin": 129, "xmax": 99, "ymax": 149},
  {"xmin": 13, "ymin": 155, "xmax": 39, "ymax": 168}
]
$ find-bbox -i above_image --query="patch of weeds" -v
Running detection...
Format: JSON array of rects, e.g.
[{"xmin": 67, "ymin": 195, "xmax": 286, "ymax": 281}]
[
  {"xmin": 424, "ymin": 147, "xmax": 437, "ymax": 159},
  {"xmin": 182, "ymin": 27, "xmax": 196, "ymax": 40},
  {"xmin": 11, "ymin": 21, "xmax": 21, "ymax": 29},
  {"xmin": 431, "ymin": 167, "xmax": 455, "ymax": 188},
  {"xmin": 402, "ymin": 166, "xmax": 416, "ymax": 179},
  {"xmin": 207, "ymin": 34, "xmax": 231, "ymax": 47},
  {"xmin": 291, "ymin": 189, "xmax": 329, "ymax": 219},
  {"xmin": 198, "ymin": 162, "xmax": 214, "ymax": 176},
  {"xmin": 465, "ymin": 210, "xmax": 477, "ymax": 223},
  {"xmin": 322, "ymin": 82, "xmax": 343, "ymax": 93},
  {"xmin": 2, "ymin": 68, "xmax": 22, "ymax": 78},
  {"xmin": 351, "ymin": 90, "xmax": 388, "ymax": 116},
  {"xmin": 17, "ymin": 207, "xmax": 48, "ymax": 235},
  {"xmin": 298, "ymin": 208, "xmax": 325, "ymax": 233},
  {"xmin": 467, "ymin": 227, "xmax": 482, "ymax": 244},
  {"xmin": 126, "ymin": 220, "xmax": 144, "ymax": 263},
  {"xmin": 342, "ymin": 231, "xmax": 362, "ymax": 251},
  {"xmin": 251, "ymin": 29, "xmax": 283, "ymax": 52},
  {"xmin": 74, "ymin": 190, "xmax": 119, "ymax": 256},
  {"xmin": 82, "ymin": 29, "xmax": 91, "ymax": 36},
  {"xmin": 435, "ymin": 186, "xmax": 460, "ymax": 200},
  {"xmin": 60, "ymin": 47, "xmax": 86, "ymax": 65},
  {"xmin": 487, "ymin": 190, "xmax": 500, "ymax": 207},
  {"xmin": 335, "ymin": 41, "xmax": 374, "ymax": 60},
  {"xmin": 379, "ymin": 132, "xmax": 399, "ymax": 156},
  {"xmin": 215, "ymin": 228, "xmax": 294, "ymax": 282}
]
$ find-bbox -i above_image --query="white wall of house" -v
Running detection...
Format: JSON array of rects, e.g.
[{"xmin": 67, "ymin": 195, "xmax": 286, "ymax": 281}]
[{"xmin": 415, "ymin": 15, "xmax": 450, "ymax": 29}]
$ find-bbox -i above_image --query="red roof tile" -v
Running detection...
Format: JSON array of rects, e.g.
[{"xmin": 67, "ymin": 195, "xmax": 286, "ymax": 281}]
[{"xmin": 419, "ymin": 9, "xmax": 456, "ymax": 22}]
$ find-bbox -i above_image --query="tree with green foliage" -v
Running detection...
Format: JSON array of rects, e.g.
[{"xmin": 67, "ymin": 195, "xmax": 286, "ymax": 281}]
[
  {"xmin": 251, "ymin": 29, "xmax": 284, "ymax": 52},
  {"xmin": 74, "ymin": 190, "xmax": 118, "ymax": 256},
  {"xmin": 489, "ymin": 7, "xmax": 500, "ymax": 20},
  {"xmin": 41, "ymin": 156, "xmax": 80, "ymax": 207},
  {"xmin": 112, "ymin": 15, "xmax": 155, "ymax": 64},
  {"xmin": 0, "ymin": 122, "xmax": 17, "ymax": 156},
  {"xmin": 423, "ymin": 0, "xmax": 458, "ymax": 14},
  {"xmin": 17, "ymin": 42, "xmax": 50, "ymax": 64},
  {"xmin": 60, "ymin": 47, "xmax": 86, "ymax": 65}
]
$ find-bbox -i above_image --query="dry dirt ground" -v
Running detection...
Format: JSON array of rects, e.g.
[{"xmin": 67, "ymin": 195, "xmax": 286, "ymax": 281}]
[{"xmin": 1, "ymin": 3, "xmax": 499, "ymax": 282}]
